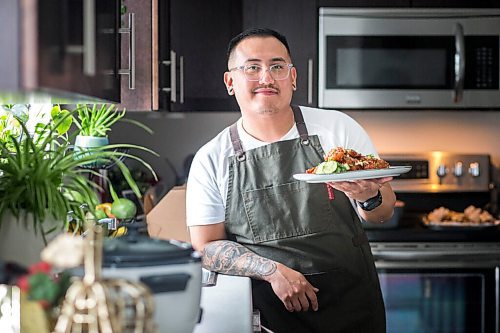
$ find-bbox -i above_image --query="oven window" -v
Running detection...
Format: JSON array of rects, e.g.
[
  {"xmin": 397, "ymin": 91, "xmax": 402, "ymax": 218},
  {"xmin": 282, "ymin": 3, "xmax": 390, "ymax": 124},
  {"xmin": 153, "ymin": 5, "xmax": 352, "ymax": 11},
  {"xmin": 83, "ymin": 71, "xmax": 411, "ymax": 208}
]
[
  {"xmin": 378, "ymin": 272, "xmax": 484, "ymax": 333},
  {"xmin": 326, "ymin": 36, "xmax": 454, "ymax": 89}
]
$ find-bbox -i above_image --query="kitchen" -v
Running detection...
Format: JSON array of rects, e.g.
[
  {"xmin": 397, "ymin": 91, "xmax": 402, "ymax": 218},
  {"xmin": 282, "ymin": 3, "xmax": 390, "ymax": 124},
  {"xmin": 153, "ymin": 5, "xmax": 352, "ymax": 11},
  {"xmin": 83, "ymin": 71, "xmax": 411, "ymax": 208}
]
[{"xmin": 1, "ymin": 0, "xmax": 500, "ymax": 332}]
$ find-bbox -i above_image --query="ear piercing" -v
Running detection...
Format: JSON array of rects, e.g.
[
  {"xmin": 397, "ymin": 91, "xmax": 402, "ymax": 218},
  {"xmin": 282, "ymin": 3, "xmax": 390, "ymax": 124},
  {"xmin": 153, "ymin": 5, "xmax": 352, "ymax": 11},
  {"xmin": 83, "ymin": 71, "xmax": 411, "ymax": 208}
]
[
  {"xmin": 228, "ymin": 87, "xmax": 234, "ymax": 95},
  {"xmin": 292, "ymin": 84, "xmax": 297, "ymax": 91}
]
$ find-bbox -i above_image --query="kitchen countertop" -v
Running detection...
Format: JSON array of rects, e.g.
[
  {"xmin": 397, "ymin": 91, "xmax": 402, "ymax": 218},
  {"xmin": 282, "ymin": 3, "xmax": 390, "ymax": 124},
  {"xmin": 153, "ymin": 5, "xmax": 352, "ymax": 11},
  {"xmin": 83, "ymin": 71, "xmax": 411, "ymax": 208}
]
[
  {"xmin": 194, "ymin": 274, "xmax": 253, "ymax": 333},
  {"xmin": 364, "ymin": 216, "xmax": 500, "ymax": 242}
]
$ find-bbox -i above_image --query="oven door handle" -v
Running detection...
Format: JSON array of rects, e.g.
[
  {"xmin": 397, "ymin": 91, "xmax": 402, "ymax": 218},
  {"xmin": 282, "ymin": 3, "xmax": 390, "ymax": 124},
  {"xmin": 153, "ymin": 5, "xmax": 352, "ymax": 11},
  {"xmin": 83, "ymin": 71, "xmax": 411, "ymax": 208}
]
[
  {"xmin": 453, "ymin": 22, "xmax": 465, "ymax": 103},
  {"xmin": 373, "ymin": 251, "xmax": 461, "ymax": 261}
]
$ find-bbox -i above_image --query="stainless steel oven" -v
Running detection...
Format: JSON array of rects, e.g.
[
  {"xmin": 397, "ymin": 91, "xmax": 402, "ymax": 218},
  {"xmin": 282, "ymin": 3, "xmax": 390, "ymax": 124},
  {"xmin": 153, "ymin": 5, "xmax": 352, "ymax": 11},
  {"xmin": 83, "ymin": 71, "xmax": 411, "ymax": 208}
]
[
  {"xmin": 318, "ymin": 8, "xmax": 500, "ymax": 109},
  {"xmin": 372, "ymin": 242, "xmax": 500, "ymax": 333},
  {"xmin": 364, "ymin": 152, "xmax": 499, "ymax": 332}
]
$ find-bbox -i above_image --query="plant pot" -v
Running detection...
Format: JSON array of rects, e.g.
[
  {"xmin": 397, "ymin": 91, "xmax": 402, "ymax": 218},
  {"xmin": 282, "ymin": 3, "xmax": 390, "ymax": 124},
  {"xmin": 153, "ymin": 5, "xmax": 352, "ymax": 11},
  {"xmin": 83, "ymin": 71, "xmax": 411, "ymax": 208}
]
[
  {"xmin": 74, "ymin": 135, "xmax": 109, "ymax": 149},
  {"xmin": 74, "ymin": 135, "xmax": 109, "ymax": 168},
  {"xmin": 0, "ymin": 213, "xmax": 61, "ymax": 267}
]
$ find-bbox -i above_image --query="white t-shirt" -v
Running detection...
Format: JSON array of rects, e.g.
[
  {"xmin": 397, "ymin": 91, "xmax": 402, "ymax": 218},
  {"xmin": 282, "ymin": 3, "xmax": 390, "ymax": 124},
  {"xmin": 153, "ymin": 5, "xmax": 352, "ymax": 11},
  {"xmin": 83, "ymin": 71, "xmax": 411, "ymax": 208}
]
[{"xmin": 186, "ymin": 106, "xmax": 378, "ymax": 227}]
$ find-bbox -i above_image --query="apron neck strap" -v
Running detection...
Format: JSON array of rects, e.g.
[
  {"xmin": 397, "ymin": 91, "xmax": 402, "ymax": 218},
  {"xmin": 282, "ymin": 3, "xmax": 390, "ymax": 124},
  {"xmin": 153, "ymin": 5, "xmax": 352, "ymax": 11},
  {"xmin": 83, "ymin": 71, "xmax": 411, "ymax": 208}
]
[
  {"xmin": 229, "ymin": 105, "xmax": 311, "ymax": 160},
  {"xmin": 229, "ymin": 122, "xmax": 246, "ymax": 161},
  {"xmin": 291, "ymin": 105, "xmax": 310, "ymax": 146}
]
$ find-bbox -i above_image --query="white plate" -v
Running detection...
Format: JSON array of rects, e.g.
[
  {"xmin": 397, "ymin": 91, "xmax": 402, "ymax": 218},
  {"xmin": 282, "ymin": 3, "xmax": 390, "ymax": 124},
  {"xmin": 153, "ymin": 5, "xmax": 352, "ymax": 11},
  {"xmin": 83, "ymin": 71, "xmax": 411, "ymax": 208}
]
[{"xmin": 293, "ymin": 166, "xmax": 412, "ymax": 183}]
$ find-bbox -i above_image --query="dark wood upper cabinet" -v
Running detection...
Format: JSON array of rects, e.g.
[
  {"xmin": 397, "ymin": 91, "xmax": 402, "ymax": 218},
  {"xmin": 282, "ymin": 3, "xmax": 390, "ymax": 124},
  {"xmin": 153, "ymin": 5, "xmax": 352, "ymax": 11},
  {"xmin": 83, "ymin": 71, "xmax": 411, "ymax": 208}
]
[
  {"xmin": 0, "ymin": 0, "xmax": 120, "ymax": 104},
  {"xmin": 242, "ymin": 0, "xmax": 318, "ymax": 107},
  {"xmin": 157, "ymin": 0, "xmax": 241, "ymax": 111},
  {"xmin": 116, "ymin": 0, "xmax": 158, "ymax": 111},
  {"xmin": 156, "ymin": 0, "xmax": 318, "ymax": 112}
]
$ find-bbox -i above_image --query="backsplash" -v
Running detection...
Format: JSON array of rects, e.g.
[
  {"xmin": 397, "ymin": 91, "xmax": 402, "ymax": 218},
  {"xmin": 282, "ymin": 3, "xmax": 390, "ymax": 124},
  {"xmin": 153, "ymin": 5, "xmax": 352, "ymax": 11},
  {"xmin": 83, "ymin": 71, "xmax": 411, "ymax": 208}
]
[{"xmin": 109, "ymin": 110, "xmax": 500, "ymax": 184}]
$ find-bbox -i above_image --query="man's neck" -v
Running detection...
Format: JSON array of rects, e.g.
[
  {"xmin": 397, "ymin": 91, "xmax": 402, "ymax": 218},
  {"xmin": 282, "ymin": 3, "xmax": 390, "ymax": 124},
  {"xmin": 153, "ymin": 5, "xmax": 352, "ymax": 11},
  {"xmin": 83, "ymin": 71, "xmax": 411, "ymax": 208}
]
[{"xmin": 240, "ymin": 106, "xmax": 295, "ymax": 143}]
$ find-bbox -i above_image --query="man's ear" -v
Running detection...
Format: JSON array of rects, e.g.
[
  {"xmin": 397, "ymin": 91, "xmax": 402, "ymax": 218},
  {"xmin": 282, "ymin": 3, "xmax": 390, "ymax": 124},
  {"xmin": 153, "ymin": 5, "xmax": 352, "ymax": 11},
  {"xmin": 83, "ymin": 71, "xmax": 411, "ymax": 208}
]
[
  {"xmin": 291, "ymin": 67, "xmax": 297, "ymax": 91},
  {"xmin": 224, "ymin": 72, "xmax": 234, "ymax": 95}
]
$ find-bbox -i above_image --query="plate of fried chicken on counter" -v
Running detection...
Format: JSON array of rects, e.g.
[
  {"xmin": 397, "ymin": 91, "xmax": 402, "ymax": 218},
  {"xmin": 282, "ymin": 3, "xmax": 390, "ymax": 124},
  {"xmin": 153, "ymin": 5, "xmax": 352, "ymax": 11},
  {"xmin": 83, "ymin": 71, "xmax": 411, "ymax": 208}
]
[{"xmin": 422, "ymin": 205, "xmax": 500, "ymax": 230}]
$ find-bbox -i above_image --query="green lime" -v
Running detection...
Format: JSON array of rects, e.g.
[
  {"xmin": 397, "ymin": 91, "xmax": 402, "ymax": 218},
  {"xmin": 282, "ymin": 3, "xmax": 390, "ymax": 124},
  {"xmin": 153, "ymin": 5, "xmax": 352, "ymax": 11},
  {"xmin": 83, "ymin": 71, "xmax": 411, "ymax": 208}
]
[{"xmin": 111, "ymin": 198, "xmax": 137, "ymax": 219}]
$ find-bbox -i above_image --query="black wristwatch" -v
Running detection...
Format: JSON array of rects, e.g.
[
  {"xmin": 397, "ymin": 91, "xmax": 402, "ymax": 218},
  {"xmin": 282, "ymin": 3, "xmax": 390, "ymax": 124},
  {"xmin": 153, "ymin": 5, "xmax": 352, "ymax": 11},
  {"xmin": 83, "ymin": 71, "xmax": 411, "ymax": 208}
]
[{"xmin": 357, "ymin": 190, "xmax": 383, "ymax": 211}]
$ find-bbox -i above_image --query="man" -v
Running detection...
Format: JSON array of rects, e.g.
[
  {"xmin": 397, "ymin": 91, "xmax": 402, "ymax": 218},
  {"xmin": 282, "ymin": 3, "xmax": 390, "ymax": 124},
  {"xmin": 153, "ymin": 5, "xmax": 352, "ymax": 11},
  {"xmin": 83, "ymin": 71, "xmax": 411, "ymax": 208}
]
[{"xmin": 186, "ymin": 28, "xmax": 396, "ymax": 332}]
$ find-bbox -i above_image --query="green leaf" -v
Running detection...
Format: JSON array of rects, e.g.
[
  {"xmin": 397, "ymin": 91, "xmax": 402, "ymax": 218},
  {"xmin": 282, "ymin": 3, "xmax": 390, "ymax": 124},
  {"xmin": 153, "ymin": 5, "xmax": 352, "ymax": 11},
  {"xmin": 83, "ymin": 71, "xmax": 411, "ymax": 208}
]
[{"xmin": 51, "ymin": 105, "xmax": 72, "ymax": 135}]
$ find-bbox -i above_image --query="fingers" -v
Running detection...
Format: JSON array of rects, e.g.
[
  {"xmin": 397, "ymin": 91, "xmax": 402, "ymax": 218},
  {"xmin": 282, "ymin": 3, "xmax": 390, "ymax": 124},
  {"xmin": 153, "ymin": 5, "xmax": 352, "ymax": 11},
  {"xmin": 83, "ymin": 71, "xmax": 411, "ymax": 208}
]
[
  {"xmin": 305, "ymin": 286, "xmax": 319, "ymax": 312},
  {"xmin": 285, "ymin": 281, "xmax": 319, "ymax": 312},
  {"xmin": 327, "ymin": 177, "xmax": 393, "ymax": 201}
]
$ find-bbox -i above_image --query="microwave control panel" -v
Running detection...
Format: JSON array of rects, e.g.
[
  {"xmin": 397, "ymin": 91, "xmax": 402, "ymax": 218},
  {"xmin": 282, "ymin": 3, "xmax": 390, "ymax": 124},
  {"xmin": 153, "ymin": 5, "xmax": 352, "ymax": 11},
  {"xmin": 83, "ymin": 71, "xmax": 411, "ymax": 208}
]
[{"xmin": 465, "ymin": 36, "xmax": 499, "ymax": 89}]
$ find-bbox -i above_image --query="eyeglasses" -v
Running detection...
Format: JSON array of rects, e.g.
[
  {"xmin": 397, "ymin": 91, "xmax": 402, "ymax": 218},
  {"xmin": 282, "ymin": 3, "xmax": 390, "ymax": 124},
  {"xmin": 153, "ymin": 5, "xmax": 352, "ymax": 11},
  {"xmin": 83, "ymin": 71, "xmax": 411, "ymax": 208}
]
[{"xmin": 229, "ymin": 63, "xmax": 294, "ymax": 81}]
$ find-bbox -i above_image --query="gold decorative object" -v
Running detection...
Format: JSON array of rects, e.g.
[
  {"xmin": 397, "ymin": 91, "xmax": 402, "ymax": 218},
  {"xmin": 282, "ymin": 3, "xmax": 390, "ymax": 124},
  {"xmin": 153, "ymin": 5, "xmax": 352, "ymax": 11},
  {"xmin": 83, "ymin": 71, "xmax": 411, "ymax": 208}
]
[
  {"xmin": 53, "ymin": 225, "xmax": 121, "ymax": 333},
  {"xmin": 107, "ymin": 279, "xmax": 156, "ymax": 333},
  {"xmin": 52, "ymin": 225, "xmax": 156, "ymax": 333}
]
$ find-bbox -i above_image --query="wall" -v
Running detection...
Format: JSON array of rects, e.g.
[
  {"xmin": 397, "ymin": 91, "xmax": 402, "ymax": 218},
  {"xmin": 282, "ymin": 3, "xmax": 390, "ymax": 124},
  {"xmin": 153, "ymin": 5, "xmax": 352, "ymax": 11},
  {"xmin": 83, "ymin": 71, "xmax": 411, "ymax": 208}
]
[{"xmin": 109, "ymin": 110, "xmax": 500, "ymax": 184}]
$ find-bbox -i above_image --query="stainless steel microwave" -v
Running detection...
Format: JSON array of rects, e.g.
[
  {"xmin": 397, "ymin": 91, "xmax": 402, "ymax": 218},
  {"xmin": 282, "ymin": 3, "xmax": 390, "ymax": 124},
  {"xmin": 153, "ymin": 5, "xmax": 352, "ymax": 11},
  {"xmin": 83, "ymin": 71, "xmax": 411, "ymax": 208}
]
[{"xmin": 318, "ymin": 8, "xmax": 500, "ymax": 109}]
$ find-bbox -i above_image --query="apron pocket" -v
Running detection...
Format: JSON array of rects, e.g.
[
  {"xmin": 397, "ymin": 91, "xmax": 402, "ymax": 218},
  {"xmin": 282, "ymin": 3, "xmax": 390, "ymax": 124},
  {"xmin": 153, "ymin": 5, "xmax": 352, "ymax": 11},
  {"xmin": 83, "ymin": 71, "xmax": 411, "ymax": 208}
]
[{"xmin": 242, "ymin": 181, "xmax": 333, "ymax": 243}]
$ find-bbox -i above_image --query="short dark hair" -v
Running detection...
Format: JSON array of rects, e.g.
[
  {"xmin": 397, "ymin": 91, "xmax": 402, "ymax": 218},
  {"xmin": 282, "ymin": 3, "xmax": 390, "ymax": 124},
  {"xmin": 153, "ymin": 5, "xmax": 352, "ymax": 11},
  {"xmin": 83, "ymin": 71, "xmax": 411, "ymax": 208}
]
[{"xmin": 227, "ymin": 28, "xmax": 291, "ymax": 63}]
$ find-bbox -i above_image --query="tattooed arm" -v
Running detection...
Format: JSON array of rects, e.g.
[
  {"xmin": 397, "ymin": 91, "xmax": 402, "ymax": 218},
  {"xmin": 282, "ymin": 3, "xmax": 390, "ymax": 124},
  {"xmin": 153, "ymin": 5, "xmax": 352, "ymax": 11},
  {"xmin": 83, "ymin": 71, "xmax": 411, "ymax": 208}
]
[
  {"xmin": 203, "ymin": 240, "xmax": 277, "ymax": 278},
  {"xmin": 189, "ymin": 223, "xmax": 319, "ymax": 312}
]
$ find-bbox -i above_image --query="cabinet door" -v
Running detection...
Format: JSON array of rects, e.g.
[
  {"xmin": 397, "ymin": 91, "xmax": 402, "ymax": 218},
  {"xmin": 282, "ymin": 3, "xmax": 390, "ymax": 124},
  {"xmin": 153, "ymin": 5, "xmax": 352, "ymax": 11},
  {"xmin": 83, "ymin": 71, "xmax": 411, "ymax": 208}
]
[
  {"xmin": 37, "ymin": 0, "xmax": 120, "ymax": 102},
  {"xmin": 159, "ymin": 0, "xmax": 240, "ymax": 111},
  {"xmin": 117, "ymin": 0, "xmax": 157, "ymax": 111},
  {"xmin": 242, "ymin": 0, "xmax": 318, "ymax": 107}
]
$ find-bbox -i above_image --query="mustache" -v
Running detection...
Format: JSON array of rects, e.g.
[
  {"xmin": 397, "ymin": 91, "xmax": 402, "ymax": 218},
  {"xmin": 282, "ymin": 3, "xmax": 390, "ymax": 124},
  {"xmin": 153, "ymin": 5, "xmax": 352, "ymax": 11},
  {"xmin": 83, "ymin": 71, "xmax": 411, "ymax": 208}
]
[{"xmin": 252, "ymin": 85, "xmax": 280, "ymax": 93}]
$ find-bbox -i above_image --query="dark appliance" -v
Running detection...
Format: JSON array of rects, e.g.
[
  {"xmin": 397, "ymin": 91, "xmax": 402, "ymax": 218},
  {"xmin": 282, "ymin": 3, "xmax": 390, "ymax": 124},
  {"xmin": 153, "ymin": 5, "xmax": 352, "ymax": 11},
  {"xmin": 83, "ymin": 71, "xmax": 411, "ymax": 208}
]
[
  {"xmin": 318, "ymin": 8, "xmax": 500, "ymax": 109},
  {"xmin": 368, "ymin": 153, "xmax": 499, "ymax": 333}
]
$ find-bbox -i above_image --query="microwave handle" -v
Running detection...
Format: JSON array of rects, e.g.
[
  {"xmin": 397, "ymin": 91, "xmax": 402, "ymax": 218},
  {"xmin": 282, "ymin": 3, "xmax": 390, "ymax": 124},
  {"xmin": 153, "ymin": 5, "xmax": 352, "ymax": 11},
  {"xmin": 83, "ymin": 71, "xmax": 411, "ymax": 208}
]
[{"xmin": 453, "ymin": 23, "xmax": 465, "ymax": 103}]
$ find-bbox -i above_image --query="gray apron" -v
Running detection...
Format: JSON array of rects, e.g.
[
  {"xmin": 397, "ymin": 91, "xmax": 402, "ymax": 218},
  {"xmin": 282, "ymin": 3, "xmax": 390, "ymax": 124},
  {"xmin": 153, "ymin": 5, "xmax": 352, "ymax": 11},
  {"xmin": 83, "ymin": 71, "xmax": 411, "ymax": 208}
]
[{"xmin": 225, "ymin": 106, "xmax": 385, "ymax": 333}]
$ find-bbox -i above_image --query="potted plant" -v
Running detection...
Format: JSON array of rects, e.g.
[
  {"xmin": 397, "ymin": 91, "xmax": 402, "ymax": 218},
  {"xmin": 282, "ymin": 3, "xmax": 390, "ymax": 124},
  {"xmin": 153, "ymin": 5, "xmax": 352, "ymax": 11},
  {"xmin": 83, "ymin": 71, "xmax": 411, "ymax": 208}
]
[
  {"xmin": 72, "ymin": 103, "xmax": 151, "ymax": 150},
  {"xmin": 0, "ymin": 104, "xmax": 157, "ymax": 266}
]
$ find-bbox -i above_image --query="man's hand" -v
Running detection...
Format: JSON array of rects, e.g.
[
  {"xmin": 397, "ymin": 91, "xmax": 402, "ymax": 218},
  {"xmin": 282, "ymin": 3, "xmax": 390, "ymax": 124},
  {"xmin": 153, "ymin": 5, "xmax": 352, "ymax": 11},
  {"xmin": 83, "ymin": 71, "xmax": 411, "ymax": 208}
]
[
  {"xmin": 266, "ymin": 263, "xmax": 319, "ymax": 312},
  {"xmin": 326, "ymin": 176, "xmax": 392, "ymax": 202},
  {"xmin": 327, "ymin": 176, "xmax": 396, "ymax": 223}
]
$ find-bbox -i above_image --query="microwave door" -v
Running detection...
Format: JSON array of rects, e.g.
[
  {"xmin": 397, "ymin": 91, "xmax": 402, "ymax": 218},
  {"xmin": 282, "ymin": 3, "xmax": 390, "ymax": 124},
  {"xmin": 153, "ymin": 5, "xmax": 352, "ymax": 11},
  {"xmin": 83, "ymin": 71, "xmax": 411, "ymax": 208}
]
[
  {"xmin": 321, "ymin": 35, "xmax": 456, "ymax": 108},
  {"xmin": 318, "ymin": 8, "xmax": 500, "ymax": 109}
]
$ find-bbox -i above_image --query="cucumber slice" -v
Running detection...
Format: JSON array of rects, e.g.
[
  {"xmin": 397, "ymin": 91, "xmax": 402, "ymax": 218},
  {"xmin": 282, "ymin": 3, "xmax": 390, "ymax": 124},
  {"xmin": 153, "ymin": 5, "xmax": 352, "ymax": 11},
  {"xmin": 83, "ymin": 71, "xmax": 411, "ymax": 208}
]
[
  {"xmin": 316, "ymin": 161, "xmax": 338, "ymax": 174},
  {"xmin": 315, "ymin": 162, "xmax": 327, "ymax": 174},
  {"xmin": 322, "ymin": 161, "xmax": 338, "ymax": 174}
]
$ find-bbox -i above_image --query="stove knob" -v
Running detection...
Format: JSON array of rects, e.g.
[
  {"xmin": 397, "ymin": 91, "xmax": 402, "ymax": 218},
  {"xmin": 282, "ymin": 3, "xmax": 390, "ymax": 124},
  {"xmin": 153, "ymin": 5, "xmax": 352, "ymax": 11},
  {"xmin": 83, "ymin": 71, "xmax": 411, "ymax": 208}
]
[
  {"xmin": 453, "ymin": 161, "xmax": 463, "ymax": 177},
  {"xmin": 436, "ymin": 164, "xmax": 447, "ymax": 178},
  {"xmin": 469, "ymin": 162, "xmax": 480, "ymax": 177}
]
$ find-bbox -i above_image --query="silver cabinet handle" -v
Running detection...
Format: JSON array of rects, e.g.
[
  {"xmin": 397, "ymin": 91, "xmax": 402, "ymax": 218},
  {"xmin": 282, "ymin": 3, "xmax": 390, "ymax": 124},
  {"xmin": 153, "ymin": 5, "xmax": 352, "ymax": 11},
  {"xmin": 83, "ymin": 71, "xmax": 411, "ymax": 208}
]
[
  {"xmin": 170, "ymin": 50, "xmax": 177, "ymax": 102},
  {"xmin": 179, "ymin": 55, "xmax": 184, "ymax": 104},
  {"xmin": 307, "ymin": 58, "xmax": 313, "ymax": 105},
  {"xmin": 161, "ymin": 50, "xmax": 177, "ymax": 102},
  {"xmin": 118, "ymin": 13, "xmax": 136, "ymax": 90},
  {"xmin": 453, "ymin": 22, "xmax": 465, "ymax": 103},
  {"xmin": 83, "ymin": 0, "xmax": 96, "ymax": 76}
]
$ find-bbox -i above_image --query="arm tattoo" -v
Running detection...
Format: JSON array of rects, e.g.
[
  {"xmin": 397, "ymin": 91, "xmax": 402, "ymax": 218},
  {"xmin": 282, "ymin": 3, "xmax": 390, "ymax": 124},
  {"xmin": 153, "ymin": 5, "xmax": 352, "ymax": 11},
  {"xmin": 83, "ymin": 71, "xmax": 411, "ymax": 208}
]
[{"xmin": 202, "ymin": 240, "xmax": 277, "ymax": 279}]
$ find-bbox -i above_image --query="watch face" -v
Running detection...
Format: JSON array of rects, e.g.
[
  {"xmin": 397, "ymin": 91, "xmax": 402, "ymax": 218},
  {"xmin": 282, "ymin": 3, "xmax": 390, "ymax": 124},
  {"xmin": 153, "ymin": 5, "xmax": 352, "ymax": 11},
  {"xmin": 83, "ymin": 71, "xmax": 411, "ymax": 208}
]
[{"xmin": 359, "ymin": 190, "xmax": 382, "ymax": 211}]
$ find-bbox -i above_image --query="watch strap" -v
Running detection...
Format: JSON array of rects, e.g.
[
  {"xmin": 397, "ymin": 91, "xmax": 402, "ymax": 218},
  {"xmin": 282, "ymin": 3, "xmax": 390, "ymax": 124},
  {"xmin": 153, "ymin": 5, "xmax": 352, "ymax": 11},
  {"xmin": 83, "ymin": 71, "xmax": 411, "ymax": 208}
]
[{"xmin": 357, "ymin": 190, "xmax": 383, "ymax": 211}]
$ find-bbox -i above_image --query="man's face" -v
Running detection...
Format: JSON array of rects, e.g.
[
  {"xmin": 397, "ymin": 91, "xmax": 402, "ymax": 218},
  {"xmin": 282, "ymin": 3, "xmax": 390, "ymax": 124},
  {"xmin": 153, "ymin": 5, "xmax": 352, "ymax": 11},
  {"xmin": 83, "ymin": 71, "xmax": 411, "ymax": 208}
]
[{"xmin": 224, "ymin": 36, "xmax": 297, "ymax": 115}]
